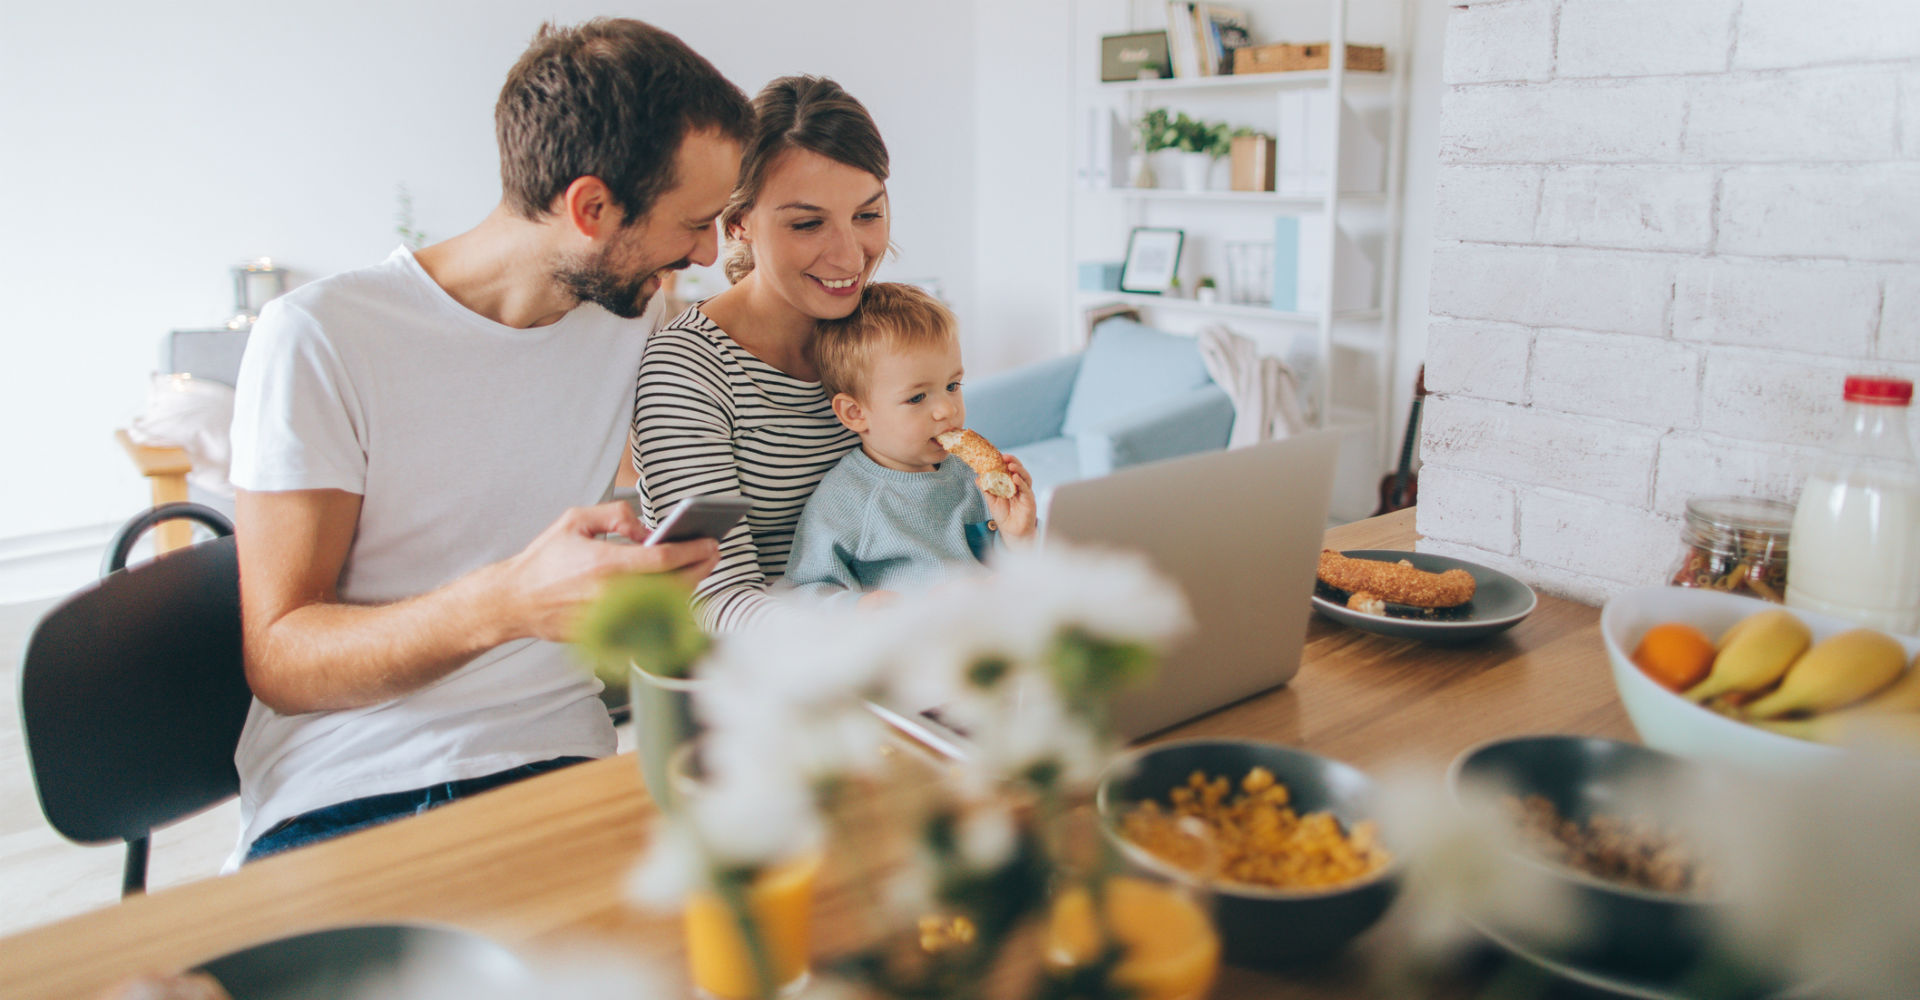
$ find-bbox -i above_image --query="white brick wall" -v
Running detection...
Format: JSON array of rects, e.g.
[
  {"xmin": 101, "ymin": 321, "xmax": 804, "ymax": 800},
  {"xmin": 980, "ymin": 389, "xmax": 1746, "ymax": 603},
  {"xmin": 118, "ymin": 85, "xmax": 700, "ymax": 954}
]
[
  {"xmin": 1556, "ymin": 0, "xmax": 1737, "ymax": 79},
  {"xmin": 1439, "ymin": 81, "xmax": 1686, "ymax": 163},
  {"xmin": 1684, "ymin": 71, "xmax": 1901, "ymax": 163},
  {"xmin": 1529, "ymin": 329, "xmax": 1699, "ymax": 427},
  {"xmin": 1420, "ymin": 0, "xmax": 1920, "ymax": 602},
  {"xmin": 1425, "ymin": 319, "xmax": 1531, "ymax": 403},
  {"xmin": 1734, "ymin": 0, "xmax": 1920, "ymax": 70},
  {"xmin": 1672, "ymin": 259, "xmax": 1880, "ymax": 355},
  {"xmin": 1431, "ymin": 164, "xmax": 1541, "ymax": 243},
  {"xmin": 1535, "ymin": 167, "xmax": 1714, "ymax": 252},
  {"xmin": 1443, "ymin": 0, "xmax": 1557, "ymax": 85},
  {"xmin": 1886, "ymin": 271, "xmax": 1920, "ymax": 362},
  {"xmin": 1429, "ymin": 243, "xmax": 1673, "ymax": 335},
  {"xmin": 1717, "ymin": 165, "xmax": 1920, "ymax": 261}
]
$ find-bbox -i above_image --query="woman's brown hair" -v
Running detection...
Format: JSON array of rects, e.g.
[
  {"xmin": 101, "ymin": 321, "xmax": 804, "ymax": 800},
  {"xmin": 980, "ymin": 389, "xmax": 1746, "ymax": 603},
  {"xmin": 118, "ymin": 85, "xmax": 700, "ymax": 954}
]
[{"xmin": 721, "ymin": 76, "xmax": 890, "ymax": 283}]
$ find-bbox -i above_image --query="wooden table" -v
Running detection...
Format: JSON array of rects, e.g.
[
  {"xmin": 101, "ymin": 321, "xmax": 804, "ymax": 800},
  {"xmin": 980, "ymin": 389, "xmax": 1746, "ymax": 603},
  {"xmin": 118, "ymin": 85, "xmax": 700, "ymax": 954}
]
[
  {"xmin": 114, "ymin": 430, "xmax": 195, "ymax": 553},
  {"xmin": 0, "ymin": 509, "xmax": 1635, "ymax": 998}
]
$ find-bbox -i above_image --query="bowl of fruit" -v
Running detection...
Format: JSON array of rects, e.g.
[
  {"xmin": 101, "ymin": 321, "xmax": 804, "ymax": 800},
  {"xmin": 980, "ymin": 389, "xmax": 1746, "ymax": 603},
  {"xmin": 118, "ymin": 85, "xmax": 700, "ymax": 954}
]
[{"xmin": 1600, "ymin": 587, "xmax": 1920, "ymax": 773}]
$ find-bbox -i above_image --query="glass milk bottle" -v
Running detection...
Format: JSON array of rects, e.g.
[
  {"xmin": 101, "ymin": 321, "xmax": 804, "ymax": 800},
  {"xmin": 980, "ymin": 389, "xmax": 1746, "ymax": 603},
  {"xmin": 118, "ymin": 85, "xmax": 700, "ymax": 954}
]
[{"xmin": 1786, "ymin": 376, "xmax": 1920, "ymax": 634}]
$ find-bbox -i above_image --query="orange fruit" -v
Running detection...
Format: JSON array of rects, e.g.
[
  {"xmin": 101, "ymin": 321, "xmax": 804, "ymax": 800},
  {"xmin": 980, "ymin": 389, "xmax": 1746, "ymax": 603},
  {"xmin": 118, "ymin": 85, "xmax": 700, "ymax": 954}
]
[{"xmin": 1631, "ymin": 622, "xmax": 1717, "ymax": 692}]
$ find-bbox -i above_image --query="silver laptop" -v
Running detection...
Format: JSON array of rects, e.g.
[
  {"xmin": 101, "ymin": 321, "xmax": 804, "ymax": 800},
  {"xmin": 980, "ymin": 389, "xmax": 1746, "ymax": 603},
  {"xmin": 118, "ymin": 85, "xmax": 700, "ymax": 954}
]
[{"xmin": 870, "ymin": 429, "xmax": 1339, "ymax": 755}]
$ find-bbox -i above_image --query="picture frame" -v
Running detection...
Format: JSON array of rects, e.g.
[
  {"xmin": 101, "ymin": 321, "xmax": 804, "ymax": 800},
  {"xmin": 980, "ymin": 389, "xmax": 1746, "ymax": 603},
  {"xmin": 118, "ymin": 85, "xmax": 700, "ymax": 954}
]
[{"xmin": 1118, "ymin": 227, "xmax": 1185, "ymax": 294}]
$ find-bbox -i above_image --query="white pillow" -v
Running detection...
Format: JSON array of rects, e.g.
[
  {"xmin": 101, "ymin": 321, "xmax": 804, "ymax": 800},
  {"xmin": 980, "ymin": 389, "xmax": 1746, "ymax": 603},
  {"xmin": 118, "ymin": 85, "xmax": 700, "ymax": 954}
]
[{"xmin": 127, "ymin": 373, "xmax": 236, "ymax": 498}]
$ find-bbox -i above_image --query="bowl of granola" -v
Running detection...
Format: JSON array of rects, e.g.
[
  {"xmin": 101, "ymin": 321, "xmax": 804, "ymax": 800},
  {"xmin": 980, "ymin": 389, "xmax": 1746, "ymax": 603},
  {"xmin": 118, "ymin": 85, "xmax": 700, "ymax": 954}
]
[
  {"xmin": 1446, "ymin": 735, "xmax": 1754, "ymax": 983},
  {"xmin": 1096, "ymin": 738, "xmax": 1401, "ymax": 968}
]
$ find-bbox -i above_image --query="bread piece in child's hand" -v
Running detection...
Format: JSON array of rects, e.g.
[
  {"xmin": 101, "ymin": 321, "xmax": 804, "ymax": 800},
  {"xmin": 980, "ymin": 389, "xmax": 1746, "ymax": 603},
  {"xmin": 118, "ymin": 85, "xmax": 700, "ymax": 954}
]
[{"xmin": 936, "ymin": 429, "xmax": 1017, "ymax": 499}]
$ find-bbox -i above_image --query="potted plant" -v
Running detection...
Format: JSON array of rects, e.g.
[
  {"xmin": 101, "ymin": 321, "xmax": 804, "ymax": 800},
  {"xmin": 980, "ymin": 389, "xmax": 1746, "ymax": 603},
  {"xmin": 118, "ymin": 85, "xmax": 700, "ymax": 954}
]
[
  {"xmin": 1170, "ymin": 114, "xmax": 1231, "ymax": 192},
  {"xmin": 1129, "ymin": 107, "xmax": 1173, "ymax": 189}
]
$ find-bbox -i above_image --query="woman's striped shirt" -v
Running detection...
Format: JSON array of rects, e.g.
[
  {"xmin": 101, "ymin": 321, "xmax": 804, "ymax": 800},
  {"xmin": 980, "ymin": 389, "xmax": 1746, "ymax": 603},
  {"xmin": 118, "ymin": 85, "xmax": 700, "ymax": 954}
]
[{"xmin": 630, "ymin": 306, "xmax": 859, "ymax": 633}]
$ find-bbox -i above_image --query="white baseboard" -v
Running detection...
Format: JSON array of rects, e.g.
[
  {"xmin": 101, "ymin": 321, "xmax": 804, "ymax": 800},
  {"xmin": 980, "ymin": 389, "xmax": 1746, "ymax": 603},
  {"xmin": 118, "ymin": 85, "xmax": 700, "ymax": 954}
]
[{"xmin": 0, "ymin": 523, "xmax": 123, "ymax": 604}]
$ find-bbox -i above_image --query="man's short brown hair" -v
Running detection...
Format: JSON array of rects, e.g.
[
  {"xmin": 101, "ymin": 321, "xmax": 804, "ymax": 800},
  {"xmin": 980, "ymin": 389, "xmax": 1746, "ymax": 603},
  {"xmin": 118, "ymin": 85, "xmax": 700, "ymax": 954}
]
[
  {"xmin": 495, "ymin": 18, "xmax": 753, "ymax": 224},
  {"xmin": 811, "ymin": 283, "xmax": 958, "ymax": 401}
]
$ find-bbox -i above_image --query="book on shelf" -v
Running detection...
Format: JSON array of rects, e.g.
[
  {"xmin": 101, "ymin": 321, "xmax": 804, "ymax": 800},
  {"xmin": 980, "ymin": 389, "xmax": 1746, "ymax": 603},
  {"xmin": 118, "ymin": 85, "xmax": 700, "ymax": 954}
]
[
  {"xmin": 1275, "ymin": 90, "xmax": 1385, "ymax": 195},
  {"xmin": 1078, "ymin": 107, "xmax": 1130, "ymax": 190},
  {"xmin": 1164, "ymin": 3, "xmax": 1198, "ymax": 78},
  {"xmin": 1272, "ymin": 213, "xmax": 1376, "ymax": 313},
  {"xmin": 1197, "ymin": 4, "xmax": 1251, "ymax": 76}
]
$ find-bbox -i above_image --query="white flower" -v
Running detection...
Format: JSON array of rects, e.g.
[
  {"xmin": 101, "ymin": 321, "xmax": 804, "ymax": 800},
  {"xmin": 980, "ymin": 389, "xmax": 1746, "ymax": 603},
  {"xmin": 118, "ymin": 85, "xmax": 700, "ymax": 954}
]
[
  {"xmin": 1368, "ymin": 766, "xmax": 1581, "ymax": 964},
  {"xmin": 689, "ymin": 752, "xmax": 825, "ymax": 867},
  {"xmin": 1699, "ymin": 757, "xmax": 1920, "ymax": 997},
  {"xmin": 624, "ymin": 820, "xmax": 704, "ymax": 911},
  {"xmin": 396, "ymin": 946, "xmax": 671, "ymax": 999},
  {"xmin": 986, "ymin": 543, "xmax": 1192, "ymax": 648},
  {"xmin": 955, "ymin": 801, "xmax": 1019, "ymax": 872}
]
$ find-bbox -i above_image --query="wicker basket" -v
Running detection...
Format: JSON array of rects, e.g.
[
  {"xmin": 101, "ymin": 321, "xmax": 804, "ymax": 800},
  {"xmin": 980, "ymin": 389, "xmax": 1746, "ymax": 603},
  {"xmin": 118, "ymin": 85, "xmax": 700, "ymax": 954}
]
[{"xmin": 1234, "ymin": 42, "xmax": 1385, "ymax": 75}]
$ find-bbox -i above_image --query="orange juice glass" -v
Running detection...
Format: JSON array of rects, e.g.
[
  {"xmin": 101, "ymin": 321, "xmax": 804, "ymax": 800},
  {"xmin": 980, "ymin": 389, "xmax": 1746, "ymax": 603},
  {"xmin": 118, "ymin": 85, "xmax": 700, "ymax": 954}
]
[
  {"xmin": 683, "ymin": 851, "xmax": 822, "ymax": 999},
  {"xmin": 1046, "ymin": 875, "xmax": 1221, "ymax": 1000}
]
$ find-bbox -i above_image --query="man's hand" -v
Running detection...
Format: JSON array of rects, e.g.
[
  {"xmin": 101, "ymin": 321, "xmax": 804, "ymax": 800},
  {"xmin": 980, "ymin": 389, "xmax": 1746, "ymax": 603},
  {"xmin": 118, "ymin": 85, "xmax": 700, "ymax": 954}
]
[
  {"xmin": 490, "ymin": 500, "xmax": 719, "ymax": 643},
  {"xmin": 983, "ymin": 454, "xmax": 1038, "ymax": 544},
  {"xmin": 237, "ymin": 491, "xmax": 718, "ymax": 714}
]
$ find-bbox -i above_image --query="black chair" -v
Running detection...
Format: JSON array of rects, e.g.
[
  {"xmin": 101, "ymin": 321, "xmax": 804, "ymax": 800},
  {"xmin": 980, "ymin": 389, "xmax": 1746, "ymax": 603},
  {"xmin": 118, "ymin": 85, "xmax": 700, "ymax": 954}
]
[{"xmin": 19, "ymin": 502, "xmax": 249, "ymax": 896}]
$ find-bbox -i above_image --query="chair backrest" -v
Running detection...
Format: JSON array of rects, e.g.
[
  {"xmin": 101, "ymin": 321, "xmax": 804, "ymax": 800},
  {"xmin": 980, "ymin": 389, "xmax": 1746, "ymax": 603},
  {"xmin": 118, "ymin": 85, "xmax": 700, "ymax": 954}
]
[
  {"xmin": 1059, "ymin": 317, "xmax": 1217, "ymax": 437},
  {"xmin": 19, "ymin": 503, "xmax": 248, "ymax": 886}
]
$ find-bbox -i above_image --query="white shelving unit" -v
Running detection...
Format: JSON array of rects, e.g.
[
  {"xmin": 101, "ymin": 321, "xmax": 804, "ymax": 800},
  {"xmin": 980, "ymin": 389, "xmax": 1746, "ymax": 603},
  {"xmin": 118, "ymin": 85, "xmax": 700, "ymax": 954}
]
[{"xmin": 1069, "ymin": 0, "xmax": 1415, "ymax": 515}]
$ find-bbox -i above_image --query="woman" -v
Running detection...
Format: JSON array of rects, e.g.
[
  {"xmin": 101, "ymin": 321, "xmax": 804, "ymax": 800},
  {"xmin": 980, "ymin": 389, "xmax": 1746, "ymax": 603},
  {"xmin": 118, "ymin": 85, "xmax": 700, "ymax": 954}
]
[{"xmin": 632, "ymin": 76, "xmax": 889, "ymax": 632}]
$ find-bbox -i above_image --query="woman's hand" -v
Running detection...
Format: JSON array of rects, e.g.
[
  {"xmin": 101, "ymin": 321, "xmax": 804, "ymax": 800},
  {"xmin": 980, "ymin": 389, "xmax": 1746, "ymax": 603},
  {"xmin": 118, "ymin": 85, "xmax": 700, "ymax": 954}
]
[{"xmin": 983, "ymin": 455, "xmax": 1038, "ymax": 544}]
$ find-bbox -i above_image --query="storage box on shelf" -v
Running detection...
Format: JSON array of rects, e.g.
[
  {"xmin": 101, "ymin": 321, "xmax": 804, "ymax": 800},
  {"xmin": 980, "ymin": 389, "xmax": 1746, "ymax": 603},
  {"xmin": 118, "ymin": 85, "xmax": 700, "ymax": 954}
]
[{"xmin": 1234, "ymin": 41, "xmax": 1386, "ymax": 74}]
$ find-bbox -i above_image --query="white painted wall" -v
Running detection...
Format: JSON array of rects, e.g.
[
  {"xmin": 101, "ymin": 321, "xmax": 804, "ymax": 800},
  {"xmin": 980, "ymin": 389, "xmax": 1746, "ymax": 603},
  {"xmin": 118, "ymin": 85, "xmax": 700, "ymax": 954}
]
[
  {"xmin": 0, "ymin": 0, "xmax": 974, "ymax": 593},
  {"xmin": 970, "ymin": 0, "xmax": 1077, "ymax": 376},
  {"xmin": 1418, "ymin": 0, "xmax": 1920, "ymax": 603}
]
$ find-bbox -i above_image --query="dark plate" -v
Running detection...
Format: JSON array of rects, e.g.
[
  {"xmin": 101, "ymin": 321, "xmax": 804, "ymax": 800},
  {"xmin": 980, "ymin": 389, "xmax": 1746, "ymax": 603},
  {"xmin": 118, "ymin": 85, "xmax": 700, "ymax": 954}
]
[
  {"xmin": 194, "ymin": 923, "xmax": 527, "ymax": 998},
  {"xmin": 1312, "ymin": 549, "xmax": 1537, "ymax": 643},
  {"xmin": 1463, "ymin": 915, "xmax": 1804, "ymax": 1000}
]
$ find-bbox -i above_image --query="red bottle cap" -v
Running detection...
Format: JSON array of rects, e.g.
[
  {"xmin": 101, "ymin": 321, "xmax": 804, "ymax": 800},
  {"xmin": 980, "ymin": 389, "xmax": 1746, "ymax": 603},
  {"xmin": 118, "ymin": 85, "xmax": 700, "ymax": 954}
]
[{"xmin": 1844, "ymin": 375, "xmax": 1913, "ymax": 405}]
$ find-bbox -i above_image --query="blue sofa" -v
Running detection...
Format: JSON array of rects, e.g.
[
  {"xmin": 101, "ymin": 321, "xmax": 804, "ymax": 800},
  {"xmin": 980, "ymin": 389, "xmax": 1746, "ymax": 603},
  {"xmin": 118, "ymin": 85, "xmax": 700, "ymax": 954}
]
[{"xmin": 965, "ymin": 316, "xmax": 1235, "ymax": 499}]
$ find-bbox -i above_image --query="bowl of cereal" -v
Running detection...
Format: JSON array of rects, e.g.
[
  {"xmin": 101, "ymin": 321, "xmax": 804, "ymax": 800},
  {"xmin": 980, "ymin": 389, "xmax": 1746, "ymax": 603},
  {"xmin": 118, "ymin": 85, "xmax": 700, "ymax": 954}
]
[
  {"xmin": 1095, "ymin": 738, "xmax": 1400, "ymax": 968},
  {"xmin": 1448, "ymin": 735, "xmax": 1754, "ymax": 983}
]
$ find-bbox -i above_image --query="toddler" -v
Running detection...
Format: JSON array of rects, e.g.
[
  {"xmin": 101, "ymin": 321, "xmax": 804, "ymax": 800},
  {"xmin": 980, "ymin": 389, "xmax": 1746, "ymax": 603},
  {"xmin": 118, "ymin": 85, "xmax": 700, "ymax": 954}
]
[{"xmin": 783, "ymin": 283, "xmax": 1036, "ymax": 606}]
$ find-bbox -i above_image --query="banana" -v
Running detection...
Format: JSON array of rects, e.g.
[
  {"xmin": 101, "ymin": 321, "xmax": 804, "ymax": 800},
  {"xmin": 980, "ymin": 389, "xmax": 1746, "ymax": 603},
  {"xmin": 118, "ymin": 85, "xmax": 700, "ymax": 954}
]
[
  {"xmin": 1844, "ymin": 657, "xmax": 1920, "ymax": 714},
  {"xmin": 1761, "ymin": 710, "xmax": 1920, "ymax": 754},
  {"xmin": 1743, "ymin": 628, "xmax": 1907, "ymax": 720},
  {"xmin": 1685, "ymin": 609, "xmax": 1812, "ymax": 704}
]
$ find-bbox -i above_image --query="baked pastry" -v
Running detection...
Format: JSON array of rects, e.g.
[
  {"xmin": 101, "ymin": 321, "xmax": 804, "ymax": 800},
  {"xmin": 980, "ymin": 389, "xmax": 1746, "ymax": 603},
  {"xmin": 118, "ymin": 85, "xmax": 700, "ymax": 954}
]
[
  {"xmin": 936, "ymin": 429, "xmax": 1017, "ymax": 499},
  {"xmin": 1317, "ymin": 549, "xmax": 1475, "ymax": 608}
]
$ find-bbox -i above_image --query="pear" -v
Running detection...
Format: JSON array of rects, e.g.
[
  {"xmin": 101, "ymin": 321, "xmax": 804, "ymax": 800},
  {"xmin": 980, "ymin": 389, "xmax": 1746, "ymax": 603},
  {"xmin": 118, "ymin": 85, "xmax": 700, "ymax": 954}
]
[
  {"xmin": 1743, "ymin": 628, "xmax": 1907, "ymax": 720},
  {"xmin": 1685, "ymin": 609, "xmax": 1811, "ymax": 704}
]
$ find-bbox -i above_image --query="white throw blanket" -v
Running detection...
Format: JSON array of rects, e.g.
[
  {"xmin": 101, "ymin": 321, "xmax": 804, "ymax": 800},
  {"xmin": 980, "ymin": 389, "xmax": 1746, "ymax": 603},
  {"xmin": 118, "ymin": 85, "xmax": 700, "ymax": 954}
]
[{"xmin": 1196, "ymin": 324, "xmax": 1311, "ymax": 447}]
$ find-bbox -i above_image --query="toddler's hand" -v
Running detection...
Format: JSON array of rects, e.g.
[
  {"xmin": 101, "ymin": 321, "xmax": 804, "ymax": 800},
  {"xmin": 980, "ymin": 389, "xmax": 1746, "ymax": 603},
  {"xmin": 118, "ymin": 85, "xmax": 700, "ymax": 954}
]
[
  {"xmin": 983, "ymin": 455, "xmax": 1038, "ymax": 543},
  {"xmin": 858, "ymin": 589, "xmax": 901, "ymax": 611}
]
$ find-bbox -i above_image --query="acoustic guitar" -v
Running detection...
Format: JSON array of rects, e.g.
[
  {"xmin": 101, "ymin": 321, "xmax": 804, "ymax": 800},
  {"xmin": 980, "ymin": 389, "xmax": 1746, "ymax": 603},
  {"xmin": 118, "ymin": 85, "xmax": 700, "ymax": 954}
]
[{"xmin": 1373, "ymin": 365, "xmax": 1427, "ymax": 516}]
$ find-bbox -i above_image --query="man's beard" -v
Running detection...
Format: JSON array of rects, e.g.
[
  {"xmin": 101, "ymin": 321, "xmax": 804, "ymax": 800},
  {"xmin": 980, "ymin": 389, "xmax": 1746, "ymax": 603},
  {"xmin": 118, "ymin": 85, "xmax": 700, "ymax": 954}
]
[{"xmin": 555, "ymin": 244, "xmax": 686, "ymax": 320}]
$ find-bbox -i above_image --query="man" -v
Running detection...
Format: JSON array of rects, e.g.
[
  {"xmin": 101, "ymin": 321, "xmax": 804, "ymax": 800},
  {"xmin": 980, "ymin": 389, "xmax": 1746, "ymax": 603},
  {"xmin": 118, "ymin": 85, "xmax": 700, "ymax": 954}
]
[{"xmin": 225, "ymin": 18, "xmax": 752, "ymax": 862}]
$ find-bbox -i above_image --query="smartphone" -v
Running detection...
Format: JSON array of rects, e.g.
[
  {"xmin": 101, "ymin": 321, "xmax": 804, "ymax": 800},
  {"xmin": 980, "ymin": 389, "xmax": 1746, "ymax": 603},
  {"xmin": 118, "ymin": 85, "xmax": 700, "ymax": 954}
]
[{"xmin": 646, "ymin": 495, "xmax": 753, "ymax": 546}]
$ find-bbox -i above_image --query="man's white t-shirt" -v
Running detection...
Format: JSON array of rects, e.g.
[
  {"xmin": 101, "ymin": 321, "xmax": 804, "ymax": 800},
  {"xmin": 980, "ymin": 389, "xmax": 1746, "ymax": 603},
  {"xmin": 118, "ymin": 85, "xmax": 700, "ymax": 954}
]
[{"xmin": 226, "ymin": 247, "xmax": 649, "ymax": 859}]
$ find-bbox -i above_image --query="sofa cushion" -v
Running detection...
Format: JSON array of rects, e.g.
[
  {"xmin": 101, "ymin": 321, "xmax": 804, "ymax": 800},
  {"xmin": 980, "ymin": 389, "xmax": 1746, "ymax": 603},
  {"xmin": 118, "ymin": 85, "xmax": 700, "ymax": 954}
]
[
  {"xmin": 1059, "ymin": 318, "xmax": 1215, "ymax": 437},
  {"xmin": 1001, "ymin": 435, "xmax": 1083, "ymax": 507}
]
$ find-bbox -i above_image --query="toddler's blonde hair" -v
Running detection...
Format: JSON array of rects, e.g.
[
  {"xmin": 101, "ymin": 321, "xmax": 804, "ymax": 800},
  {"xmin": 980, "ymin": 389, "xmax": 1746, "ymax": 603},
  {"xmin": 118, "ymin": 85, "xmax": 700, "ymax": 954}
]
[{"xmin": 810, "ymin": 283, "xmax": 957, "ymax": 401}]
